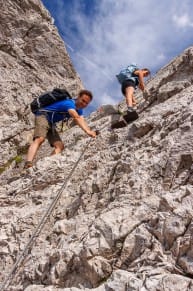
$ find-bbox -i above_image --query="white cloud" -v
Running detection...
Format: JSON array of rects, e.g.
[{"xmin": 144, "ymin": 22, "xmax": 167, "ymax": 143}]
[
  {"xmin": 44, "ymin": 0, "xmax": 193, "ymax": 113},
  {"xmin": 100, "ymin": 92, "xmax": 118, "ymax": 106},
  {"xmin": 157, "ymin": 54, "xmax": 166, "ymax": 61},
  {"xmin": 173, "ymin": 14, "xmax": 193, "ymax": 28}
]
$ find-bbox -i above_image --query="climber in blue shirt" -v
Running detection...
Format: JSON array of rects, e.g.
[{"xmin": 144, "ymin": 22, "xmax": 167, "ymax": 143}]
[
  {"xmin": 24, "ymin": 90, "xmax": 96, "ymax": 168},
  {"xmin": 37, "ymin": 98, "xmax": 84, "ymax": 123}
]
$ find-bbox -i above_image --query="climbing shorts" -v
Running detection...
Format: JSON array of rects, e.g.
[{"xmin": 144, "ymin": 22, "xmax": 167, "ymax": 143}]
[
  {"xmin": 121, "ymin": 79, "xmax": 136, "ymax": 95},
  {"xmin": 33, "ymin": 114, "xmax": 62, "ymax": 146}
]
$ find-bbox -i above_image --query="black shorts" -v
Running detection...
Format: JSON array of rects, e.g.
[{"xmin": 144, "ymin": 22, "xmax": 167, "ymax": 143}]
[{"xmin": 121, "ymin": 79, "xmax": 136, "ymax": 95}]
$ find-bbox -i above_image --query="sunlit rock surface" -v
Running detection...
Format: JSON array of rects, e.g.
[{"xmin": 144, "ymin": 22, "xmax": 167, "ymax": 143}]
[
  {"xmin": 1, "ymin": 1, "xmax": 193, "ymax": 291},
  {"xmin": 0, "ymin": 0, "xmax": 82, "ymax": 167}
]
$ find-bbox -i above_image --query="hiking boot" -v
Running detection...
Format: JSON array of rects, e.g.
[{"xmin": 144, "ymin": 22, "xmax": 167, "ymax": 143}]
[
  {"xmin": 23, "ymin": 161, "xmax": 33, "ymax": 169},
  {"xmin": 123, "ymin": 109, "xmax": 138, "ymax": 123}
]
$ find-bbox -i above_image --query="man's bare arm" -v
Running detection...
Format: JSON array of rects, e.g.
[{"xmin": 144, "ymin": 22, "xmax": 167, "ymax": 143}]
[
  {"xmin": 134, "ymin": 70, "xmax": 145, "ymax": 91},
  {"xmin": 68, "ymin": 109, "xmax": 96, "ymax": 138}
]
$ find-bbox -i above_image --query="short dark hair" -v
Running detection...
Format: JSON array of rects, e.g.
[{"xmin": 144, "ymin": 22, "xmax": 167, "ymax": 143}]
[
  {"xmin": 142, "ymin": 68, "xmax": 151, "ymax": 75},
  {"xmin": 78, "ymin": 89, "xmax": 93, "ymax": 101}
]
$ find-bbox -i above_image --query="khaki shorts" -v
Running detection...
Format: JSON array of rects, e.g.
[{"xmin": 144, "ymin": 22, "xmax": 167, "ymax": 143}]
[{"xmin": 34, "ymin": 114, "xmax": 62, "ymax": 146}]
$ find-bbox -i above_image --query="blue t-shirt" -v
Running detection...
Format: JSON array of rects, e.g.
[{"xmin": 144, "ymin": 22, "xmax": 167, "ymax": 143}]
[{"xmin": 36, "ymin": 99, "xmax": 83, "ymax": 123}]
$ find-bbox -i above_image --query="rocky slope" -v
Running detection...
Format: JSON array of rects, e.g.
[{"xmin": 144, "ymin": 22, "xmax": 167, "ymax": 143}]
[
  {"xmin": 0, "ymin": 0, "xmax": 83, "ymax": 169},
  {"xmin": 1, "ymin": 1, "xmax": 193, "ymax": 291}
]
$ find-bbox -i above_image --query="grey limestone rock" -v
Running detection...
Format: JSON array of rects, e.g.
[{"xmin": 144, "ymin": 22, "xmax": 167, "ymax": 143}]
[{"xmin": 1, "ymin": 1, "xmax": 193, "ymax": 291}]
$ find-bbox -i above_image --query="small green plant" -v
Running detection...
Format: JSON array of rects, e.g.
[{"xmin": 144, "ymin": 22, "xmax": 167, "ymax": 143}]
[
  {"xmin": 0, "ymin": 155, "xmax": 23, "ymax": 175},
  {"xmin": 14, "ymin": 155, "xmax": 22, "ymax": 163},
  {"xmin": 0, "ymin": 165, "xmax": 7, "ymax": 174}
]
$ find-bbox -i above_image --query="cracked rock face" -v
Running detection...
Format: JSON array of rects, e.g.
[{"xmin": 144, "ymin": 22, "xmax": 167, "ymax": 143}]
[
  {"xmin": 1, "ymin": 1, "xmax": 193, "ymax": 291},
  {"xmin": 0, "ymin": 0, "xmax": 83, "ymax": 167}
]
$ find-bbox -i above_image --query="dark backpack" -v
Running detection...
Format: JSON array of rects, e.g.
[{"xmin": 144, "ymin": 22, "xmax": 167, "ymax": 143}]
[{"xmin": 30, "ymin": 88, "xmax": 72, "ymax": 113}]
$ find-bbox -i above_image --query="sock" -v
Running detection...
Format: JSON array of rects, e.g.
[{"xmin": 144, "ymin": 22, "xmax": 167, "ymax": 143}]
[{"xmin": 127, "ymin": 106, "xmax": 134, "ymax": 112}]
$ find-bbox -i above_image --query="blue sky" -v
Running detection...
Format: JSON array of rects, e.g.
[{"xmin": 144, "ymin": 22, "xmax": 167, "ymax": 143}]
[{"xmin": 42, "ymin": 0, "xmax": 193, "ymax": 115}]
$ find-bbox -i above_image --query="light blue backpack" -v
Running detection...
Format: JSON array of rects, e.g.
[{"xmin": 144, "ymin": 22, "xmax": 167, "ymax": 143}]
[{"xmin": 116, "ymin": 63, "xmax": 139, "ymax": 84}]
